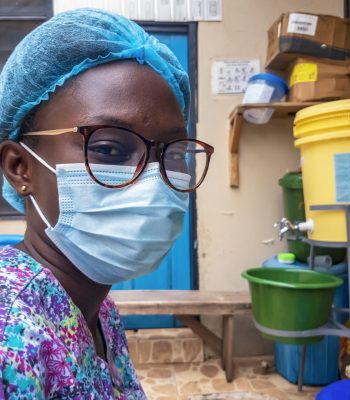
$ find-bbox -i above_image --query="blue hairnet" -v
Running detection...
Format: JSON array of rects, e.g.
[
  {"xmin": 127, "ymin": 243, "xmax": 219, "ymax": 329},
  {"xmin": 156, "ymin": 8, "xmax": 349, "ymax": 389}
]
[{"xmin": 0, "ymin": 8, "xmax": 190, "ymax": 213}]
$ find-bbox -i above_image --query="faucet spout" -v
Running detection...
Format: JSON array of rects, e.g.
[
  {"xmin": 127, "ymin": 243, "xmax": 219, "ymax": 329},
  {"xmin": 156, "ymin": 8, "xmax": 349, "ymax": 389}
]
[
  {"xmin": 274, "ymin": 217, "xmax": 314, "ymax": 241},
  {"xmin": 273, "ymin": 217, "xmax": 298, "ymax": 241}
]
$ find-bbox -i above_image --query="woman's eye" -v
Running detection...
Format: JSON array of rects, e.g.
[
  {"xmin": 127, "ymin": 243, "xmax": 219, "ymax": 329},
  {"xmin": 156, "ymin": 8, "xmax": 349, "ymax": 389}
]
[
  {"xmin": 91, "ymin": 145, "xmax": 120, "ymax": 155},
  {"xmin": 88, "ymin": 142, "xmax": 131, "ymax": 161},
  {"xmin": 166, "ymin": 150, "xmax": 186, "ymax": 161}
]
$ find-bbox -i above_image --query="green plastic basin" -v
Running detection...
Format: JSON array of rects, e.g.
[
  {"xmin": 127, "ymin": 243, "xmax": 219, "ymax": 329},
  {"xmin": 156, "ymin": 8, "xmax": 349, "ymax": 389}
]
[{"xmin": 242, "ymin": 268, "xmax": 343, "ymax": 344}]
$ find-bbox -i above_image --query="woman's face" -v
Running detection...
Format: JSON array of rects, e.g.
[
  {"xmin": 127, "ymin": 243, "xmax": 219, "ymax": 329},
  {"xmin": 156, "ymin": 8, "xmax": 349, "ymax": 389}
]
[{"xmin": 24, "ymin": 60, "xmax": 187, "ymax": 228}]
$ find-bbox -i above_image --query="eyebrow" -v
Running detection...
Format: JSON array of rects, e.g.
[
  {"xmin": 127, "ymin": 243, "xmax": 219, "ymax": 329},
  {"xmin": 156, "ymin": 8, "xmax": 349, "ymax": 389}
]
[
  {"xmin": 87, "ymin": 115, "xmax": 135, "ymax": 130},
  {"xmin": 88, "ymin": 114, "xmax": 188, "ymax": 138}
]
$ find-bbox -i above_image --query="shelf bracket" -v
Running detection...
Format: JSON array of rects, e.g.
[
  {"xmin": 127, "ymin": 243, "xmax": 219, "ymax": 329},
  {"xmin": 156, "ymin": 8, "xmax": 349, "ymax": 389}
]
[{"xmin": 229, "ymin": 113, "xmax": 243, "ymax": 187}]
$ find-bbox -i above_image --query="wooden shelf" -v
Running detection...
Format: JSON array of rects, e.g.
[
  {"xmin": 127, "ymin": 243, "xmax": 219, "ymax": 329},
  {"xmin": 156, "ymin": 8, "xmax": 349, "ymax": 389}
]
[{"xmin": 229, "ymin": 102, "xmax": 321, "ymax": 188}]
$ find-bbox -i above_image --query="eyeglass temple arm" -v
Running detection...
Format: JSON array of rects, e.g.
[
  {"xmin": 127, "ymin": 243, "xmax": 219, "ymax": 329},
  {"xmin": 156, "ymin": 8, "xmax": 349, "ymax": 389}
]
[{"xmin": 23, "ymin": 127, "xmax": 78, "ymax": 136}]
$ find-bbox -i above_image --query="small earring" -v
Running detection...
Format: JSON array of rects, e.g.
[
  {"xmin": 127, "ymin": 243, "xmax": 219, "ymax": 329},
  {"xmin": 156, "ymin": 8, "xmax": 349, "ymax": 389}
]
[{"xmin": 20, "ymin": 185, "xmax": 27, "ymax": 192}]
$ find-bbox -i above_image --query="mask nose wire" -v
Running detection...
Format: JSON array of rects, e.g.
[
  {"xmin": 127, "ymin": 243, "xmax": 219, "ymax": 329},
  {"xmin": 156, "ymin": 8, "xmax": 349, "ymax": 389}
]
[{"xmin": 19, "ymin": 141, "xmax": 54, "ymax": 228}]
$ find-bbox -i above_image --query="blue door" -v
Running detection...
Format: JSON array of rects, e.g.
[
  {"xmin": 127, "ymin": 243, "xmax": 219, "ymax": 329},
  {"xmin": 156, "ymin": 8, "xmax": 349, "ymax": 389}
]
[{"xmin": 112, "ymin": 29, "xmax": 195, "ymax": 329}]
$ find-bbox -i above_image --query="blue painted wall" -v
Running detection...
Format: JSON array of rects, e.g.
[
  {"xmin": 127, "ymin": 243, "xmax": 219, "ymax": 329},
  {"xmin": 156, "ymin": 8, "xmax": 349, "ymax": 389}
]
[{"xmin": 112, "ymin": 30, "xmax": 194, "ymax": 329}]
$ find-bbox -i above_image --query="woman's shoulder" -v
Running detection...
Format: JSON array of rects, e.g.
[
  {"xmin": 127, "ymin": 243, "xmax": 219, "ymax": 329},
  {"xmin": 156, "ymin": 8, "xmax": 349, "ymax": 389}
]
[
  {"xmin": 0, "ymin": 246, "xmax": 46, "ymax": 340},
  {"xmin": 0, "ymin": 245, "xmax": 43, "ymax": 278}
]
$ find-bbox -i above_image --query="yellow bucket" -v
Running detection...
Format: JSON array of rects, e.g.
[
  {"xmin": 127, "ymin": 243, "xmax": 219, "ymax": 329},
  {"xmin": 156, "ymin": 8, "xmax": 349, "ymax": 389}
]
[{"xmin": 294, "ymin": 100, "xmax": 350, "ymax": 243}]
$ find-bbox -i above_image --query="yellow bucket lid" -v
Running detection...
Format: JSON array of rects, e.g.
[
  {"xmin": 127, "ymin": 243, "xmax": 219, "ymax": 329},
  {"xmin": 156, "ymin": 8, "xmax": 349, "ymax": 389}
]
[{"xmin": 294, "ymin": 99, "xmax": 350, "ymax": 139}]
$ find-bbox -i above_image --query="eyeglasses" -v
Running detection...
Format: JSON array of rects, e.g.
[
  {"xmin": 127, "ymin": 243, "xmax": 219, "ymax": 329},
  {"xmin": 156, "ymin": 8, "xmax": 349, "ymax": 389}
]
[{"xmin": 23, "ymin": 125, "xmax": 214, "ymax": 192}]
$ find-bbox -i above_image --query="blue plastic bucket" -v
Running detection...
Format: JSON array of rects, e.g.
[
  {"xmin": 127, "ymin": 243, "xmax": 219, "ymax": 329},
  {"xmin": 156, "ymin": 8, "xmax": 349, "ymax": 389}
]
[
  {"xmin": 242, "ymin": 73, "xmax": 289, "ymax": 124},
  {"xmin": 316, "ymin": 379, "xmax": 350, "ymax": 399}
]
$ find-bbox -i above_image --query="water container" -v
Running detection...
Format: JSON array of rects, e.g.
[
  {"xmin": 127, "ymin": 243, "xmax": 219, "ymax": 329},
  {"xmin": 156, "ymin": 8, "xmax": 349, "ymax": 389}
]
[
  {"xmin": 242, "ymin": 73, "xmax": 288, "ymax": 124},
  {"xmin": 294, "ymin": 100, "xmax": 350, "ymax": 243},
  {"xmin": 262, "ymin": 256, "xmax": 348, "ymax": 385},
  {"xmin": 316, "ymin": 379, "xmax": 350, "ymax": 399}
]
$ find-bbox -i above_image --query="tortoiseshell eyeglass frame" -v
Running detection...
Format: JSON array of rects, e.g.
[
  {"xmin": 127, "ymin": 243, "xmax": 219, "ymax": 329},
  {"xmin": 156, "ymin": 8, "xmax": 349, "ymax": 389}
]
[{"xmin": 23, "ymin": 125, "xmax": 214, "ymax": 192}]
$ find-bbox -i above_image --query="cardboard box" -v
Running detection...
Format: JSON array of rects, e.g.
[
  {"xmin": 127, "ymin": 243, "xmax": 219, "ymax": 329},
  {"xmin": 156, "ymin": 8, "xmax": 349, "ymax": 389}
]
[
  {"xmin": 286, "ymin": 57, "xmax": 350, "ymax": 102},
  {"xmin": 266, "ymin": 12, "xmax": 350, "ymax": 70}
]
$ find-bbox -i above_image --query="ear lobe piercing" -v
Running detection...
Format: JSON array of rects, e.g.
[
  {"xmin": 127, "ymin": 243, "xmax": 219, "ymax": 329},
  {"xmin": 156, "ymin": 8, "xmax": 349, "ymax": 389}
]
[{"xmin": 20, "ymin": 185, "xmax": 27, "ymax": 192}]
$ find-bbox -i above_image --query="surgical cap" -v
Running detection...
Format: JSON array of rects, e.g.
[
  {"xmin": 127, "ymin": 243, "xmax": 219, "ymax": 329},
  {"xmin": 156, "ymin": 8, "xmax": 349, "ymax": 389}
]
[{"xmin": 0, "ymin": 8, "xmax": 190, "ymax": 213}]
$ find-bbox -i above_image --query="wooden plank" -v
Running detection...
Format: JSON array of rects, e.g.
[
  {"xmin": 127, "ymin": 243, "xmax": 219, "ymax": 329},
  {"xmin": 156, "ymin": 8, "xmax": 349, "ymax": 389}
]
[
  {"xmin": 229, "ymin": 114, "xmax": 242, "ymax": 154},
  {"xmin": 229, "ymin": 115, "xmax": 241, "ymax": 188},
  {"xmin": 228, "ymin": 102, "xmax": 320, "ymax": 122},
  {"xmin": 222, "ymin": 315, "xmax": 234, "ymax": 382},
  {"xmin": 230, "ymin": 153, "xmax": 239, "ymax": 188},
  {"xmin": 110, "ymin": 290, "xmax": 251, "ymax": 315}
]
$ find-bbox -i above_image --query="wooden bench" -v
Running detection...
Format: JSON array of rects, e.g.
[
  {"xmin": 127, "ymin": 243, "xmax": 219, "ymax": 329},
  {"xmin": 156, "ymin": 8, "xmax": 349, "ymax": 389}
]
[{"xmin": 110, "ymin": 290, "xmax": 251, "ymax": 382}]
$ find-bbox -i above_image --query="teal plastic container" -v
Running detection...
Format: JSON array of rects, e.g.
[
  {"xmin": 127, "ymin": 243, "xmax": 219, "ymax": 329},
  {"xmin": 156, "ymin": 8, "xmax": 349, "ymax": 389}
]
[{"xmin": 242, "ymin": 267, "xmax": 343, "ymax": 344}]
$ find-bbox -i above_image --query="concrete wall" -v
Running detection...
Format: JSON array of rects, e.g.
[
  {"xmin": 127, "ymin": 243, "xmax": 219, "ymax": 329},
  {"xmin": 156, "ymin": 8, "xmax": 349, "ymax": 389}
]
[{"xmin": 196, "ymin": 0, "xmax": 343, "ymax": 356}]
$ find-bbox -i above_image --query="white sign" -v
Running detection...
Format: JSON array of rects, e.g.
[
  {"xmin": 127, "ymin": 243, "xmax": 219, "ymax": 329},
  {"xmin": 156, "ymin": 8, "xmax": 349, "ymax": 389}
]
[
  {"xmin": 189, "ymin": 0, "xmax": 204, "ymax": 20},
  {"xmin": 155, "ymin": 0, "xmax": 172, "ymax": 20},
  {"xmin": 204, "ymin": 0, "xmax": 222, "ymax": 21},
  {"xmin": 211, "ymin": 59, "xmax": 260, "ymax": 94},
  {"xmin": 140, "ymin": 0, "xmax": 155, "ymax": 20},
  {"xmin": 287, "ymin": 13, "xmax": 318, "ymax": 36},
  {"xmin": 173, "ymin": 0, "xmax": 188, "ymax": 21},
  {"xmin": 105, "ymin": 0, "xmax": 122, "ymax": 14},
  {"xmin": 123, "ymin": 0, "xmax": 139, "ymax": 19}
]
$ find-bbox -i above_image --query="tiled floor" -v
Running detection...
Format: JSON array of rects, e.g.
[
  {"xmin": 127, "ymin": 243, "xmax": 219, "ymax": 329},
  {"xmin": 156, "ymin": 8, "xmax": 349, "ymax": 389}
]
[
  {"xmin": 134, "ymin": 356, "xmax": 322, "ymax": 400},
  {"xmin": 126, "ymin": 328, "xmax": 323, "ymax": 400}
]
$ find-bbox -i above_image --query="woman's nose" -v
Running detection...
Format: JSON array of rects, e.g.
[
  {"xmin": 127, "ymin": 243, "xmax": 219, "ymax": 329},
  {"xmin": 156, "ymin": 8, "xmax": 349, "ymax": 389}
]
[{"xmin": 147, "ymin": 144, "xmax": 160, "ymax": 164}]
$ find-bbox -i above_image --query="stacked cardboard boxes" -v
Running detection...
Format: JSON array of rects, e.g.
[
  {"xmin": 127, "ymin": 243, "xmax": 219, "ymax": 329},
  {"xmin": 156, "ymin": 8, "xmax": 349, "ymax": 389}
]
[{"xmin": 265, "ymin": 12, "xmax": 350, "ymax": 102}]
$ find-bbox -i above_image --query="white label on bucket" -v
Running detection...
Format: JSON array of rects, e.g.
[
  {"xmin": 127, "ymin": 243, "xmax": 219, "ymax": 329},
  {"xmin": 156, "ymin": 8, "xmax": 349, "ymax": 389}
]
[
  {"xmin": 334, "ymin": 153, "xmax": 350, "ymax": 202},
  {"xmin": 287, "ymin": 13, "xmax": 318, "ymax": 36},
  {"xmin": 242, "ymin": 83, "xmax": 274, "ymax": 104}
]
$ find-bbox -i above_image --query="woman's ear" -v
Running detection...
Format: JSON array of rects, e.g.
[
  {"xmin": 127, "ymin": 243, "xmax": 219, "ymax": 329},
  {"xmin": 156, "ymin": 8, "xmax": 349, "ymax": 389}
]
[{"xmin": 0, "ymin": 141, "xmax": 32, "ymax": 196}]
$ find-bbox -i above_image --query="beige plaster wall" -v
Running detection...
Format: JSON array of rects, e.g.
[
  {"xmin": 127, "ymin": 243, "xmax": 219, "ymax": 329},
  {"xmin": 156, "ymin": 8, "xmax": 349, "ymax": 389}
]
[
  {"xmin": 196, "ymin": 0, "xmax": 343, "ymax": 292},
  {"xmin": 196, "ymin": 0, "xmax": 343, "ymax": 355},
  {"xmin": 0, "ymin": 219, "xmax": 25, "ymax": 234}
]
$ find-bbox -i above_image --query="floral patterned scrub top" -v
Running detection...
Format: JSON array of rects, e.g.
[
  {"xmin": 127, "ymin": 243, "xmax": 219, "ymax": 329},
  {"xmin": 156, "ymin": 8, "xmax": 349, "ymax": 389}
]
[{"xmin": 0, "ymin": 246, "xmax": 146, "ymax": 399}]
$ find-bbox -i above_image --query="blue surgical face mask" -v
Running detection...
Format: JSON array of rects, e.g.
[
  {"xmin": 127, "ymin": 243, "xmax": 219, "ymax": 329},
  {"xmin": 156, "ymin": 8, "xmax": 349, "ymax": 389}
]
[{"xmin": 20, "ymin": 142, "xmax": 189, "ymax": 285}]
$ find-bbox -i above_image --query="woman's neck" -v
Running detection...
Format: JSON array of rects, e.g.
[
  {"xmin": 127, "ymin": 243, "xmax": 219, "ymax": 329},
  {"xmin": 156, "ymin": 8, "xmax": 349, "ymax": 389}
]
[{"xmin": 16, "ymin": 230, "xmax": 111, "ymax": 332}]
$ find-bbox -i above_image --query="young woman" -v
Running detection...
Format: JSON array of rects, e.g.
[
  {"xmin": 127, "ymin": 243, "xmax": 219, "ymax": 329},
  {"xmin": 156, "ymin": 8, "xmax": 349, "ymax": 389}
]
[{"xmin": 0, "ymin": 8, "xmax": 213, "ymax": 399}]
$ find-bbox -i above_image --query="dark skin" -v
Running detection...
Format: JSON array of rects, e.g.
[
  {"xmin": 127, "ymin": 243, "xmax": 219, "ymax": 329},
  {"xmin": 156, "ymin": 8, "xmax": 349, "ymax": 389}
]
[{"xmin": 0, "ymin": 61, "xmax": 187, "ymax": 361}]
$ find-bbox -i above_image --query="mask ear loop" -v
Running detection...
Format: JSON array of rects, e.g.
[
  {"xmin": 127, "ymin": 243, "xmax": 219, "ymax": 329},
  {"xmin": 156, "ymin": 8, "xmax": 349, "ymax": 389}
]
[
  {"xmin": 19, "ymin": 142, "xmax": 54, "ymax": 228},
  {"xmin": 19, "ymin": 142, "xmax": 56, "ymax": 174},
  {"xmin": 28, "ymin": 194, "xmax": 51, "ymax": 228}
]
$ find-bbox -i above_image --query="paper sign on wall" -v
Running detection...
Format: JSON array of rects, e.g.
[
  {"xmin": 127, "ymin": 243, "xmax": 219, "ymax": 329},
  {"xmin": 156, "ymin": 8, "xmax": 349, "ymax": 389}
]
[
  {"xmin": 155, "ymin": 0, "xmax": 172, "ymax": 20},
  {"xmin": 211, "ymin": 59, "xmax": 260, "ymax": 94},
  {"xmin": 173, "ymin": 0, "xmax": 188, "ymax": 21},
  {"xmin": 140, "ymin": 0, "xmax": 155, "ymax": 20},
  {"xmin": 54, "ymin": 0, "xmax": 222, "ymax": 21},
  {"xmin": 189, "ymin": 0, "xmax": 204, "ymax": 20},
  {"xmin": 287, "ymin": 13, "xmax": 318, "ymax": 36},
  {"xmin": 123, "ymin": 0, "xmax": 139, "ymax": 19},
  {"xmin": 104, "ymin": 0, "xmax": 122, "ymax": 14},
  {"xmin": 204, "ymin": 0, "xmax": 222, "ymax": 21}
]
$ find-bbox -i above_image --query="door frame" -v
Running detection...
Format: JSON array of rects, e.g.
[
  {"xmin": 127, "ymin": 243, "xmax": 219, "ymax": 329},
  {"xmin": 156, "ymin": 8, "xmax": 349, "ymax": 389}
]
[{"xmin": 140, "ymin": 21, "xmax": 199, "ymax": 290}]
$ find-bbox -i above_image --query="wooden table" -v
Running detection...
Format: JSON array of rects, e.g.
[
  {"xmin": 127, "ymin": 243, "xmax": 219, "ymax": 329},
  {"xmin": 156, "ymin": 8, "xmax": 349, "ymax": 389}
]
[{"xmin": 110, "ymin": 290, "xmax": 251, "ymax": 382}]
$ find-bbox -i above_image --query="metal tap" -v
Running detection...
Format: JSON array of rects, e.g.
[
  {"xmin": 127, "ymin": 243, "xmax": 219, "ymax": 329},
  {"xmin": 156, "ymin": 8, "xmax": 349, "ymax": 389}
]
[{"xmin": 274, "ymin": 217, "xmax": 298, "ymax": 241}]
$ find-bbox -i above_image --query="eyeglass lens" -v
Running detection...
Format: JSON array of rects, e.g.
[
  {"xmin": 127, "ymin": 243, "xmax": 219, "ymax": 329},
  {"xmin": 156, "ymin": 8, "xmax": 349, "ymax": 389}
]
[{"xmin": 86, "ymin": 127, "xmax": 208, "ymax": 190}]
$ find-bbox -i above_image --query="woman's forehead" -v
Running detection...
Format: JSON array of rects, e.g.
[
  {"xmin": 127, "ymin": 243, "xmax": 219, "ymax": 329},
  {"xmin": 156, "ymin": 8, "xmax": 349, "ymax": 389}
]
[{"xmin": 33, "ymin": 61, "xmax": 185, "ymax": 139}]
